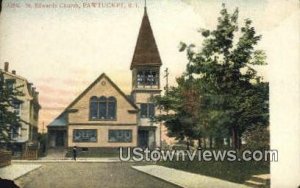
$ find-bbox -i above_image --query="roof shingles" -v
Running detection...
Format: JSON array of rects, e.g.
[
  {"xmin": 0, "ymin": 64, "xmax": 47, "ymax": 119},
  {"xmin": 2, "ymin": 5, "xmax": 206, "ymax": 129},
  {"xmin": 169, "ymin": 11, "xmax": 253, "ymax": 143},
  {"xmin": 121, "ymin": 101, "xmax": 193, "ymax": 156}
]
[{"xmin": 130, "ymin": 8, "xmax": 162, "ymax": 69}]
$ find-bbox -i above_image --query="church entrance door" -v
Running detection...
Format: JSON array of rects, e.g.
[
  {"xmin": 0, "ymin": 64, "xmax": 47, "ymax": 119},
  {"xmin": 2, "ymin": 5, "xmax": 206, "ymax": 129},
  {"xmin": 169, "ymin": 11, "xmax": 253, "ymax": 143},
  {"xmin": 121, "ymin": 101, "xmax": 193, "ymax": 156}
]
[{"xmin": 138, "ymin": 130, "xmax": 149, "ymax": 148}]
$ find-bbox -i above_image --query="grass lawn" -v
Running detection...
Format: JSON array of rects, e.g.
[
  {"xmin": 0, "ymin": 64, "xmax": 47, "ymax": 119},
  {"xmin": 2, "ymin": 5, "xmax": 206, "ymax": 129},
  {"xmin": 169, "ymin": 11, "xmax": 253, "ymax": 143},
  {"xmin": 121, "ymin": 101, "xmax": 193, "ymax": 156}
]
[{"xmin": 158, "ymin": 160, "xmax": 269, "ymax": 184}]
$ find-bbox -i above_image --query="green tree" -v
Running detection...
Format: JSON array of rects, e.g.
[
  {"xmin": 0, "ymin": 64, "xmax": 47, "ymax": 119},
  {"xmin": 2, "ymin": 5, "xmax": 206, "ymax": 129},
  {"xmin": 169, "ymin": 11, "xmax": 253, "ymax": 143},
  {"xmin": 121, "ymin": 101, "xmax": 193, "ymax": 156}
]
[
  {"xmin": 155, "ymin": 4, "xmax": 269, "ymax": 150},
  {"xmin": 0, "ymin": 70, "xmax": 24, "ymax": 149},
  {"xmin": 243, "ymin": 125, "xmax": 269, "ymax": 151},
  {"xmin": 182, "ymin": 4, "xmax": 269, "ymax": 149},
  {"xmin": 154, "ymin": 76, "xmax": 201, "ymax": 149}
]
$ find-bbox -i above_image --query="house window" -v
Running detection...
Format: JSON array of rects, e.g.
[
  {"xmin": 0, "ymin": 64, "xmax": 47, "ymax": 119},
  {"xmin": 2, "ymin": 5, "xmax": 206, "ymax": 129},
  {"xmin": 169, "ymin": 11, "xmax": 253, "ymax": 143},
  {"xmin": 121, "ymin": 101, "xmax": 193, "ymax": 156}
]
[
  {"xmin": 11, "ymin": 126, "xmax": 21, "ymax": 139},
  {"xmin": 0, "ymin": 111, "xmax": 3, "ymax": 123},
  {"xmin": 140, "ymin": 103, "xmax": 155, "ymax": 118},
  {"xmin": 12, "ymin": 100, "xmax": 22, "ymax": 117},
  {"xmin": 73, "ymin": 129, "xmax": 97, "ymax": 142},
  {"xmin": 137, "ymin": 70, "xmax": 157, "ymax": 86},
  {"xmin": 108, "ymin": 130, "xmax": 132, "ymax": 143},
  {"xmin": 6, "ymin": 79, "xmax": 15, "ymax": 92},
  {"xmin": 89, "ymin": 96, "xmax": 116, "ymax": 120}
]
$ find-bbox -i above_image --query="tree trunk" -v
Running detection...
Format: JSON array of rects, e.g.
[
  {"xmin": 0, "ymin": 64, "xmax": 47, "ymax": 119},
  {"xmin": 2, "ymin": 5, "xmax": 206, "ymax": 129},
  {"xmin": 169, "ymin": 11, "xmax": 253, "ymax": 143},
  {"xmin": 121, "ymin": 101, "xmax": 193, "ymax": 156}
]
[
  {"xmin": 232, "ymin": 127, "xmax": 236, "ymax": 149},
  {"xmin": 203, "ymin": 137, "xmax": 207, "ymax": 149},
  {"xmin": 232, "ymin": 127, "xmax": 239, "ymax": 150},
  {"xmin": 215, "ymin": 137, "xmax": 223, "ymax": 149},
  {"xmin": 198, "ymin": 138, "xmax": 202, "ymax": 149},
  {"xmin": 226, "ymin": 137, "xmax": 230, "ymax": 148},
  {"xmin": 186, "ymin": 139, "xmax": 190, "ymax": 150},
  {"xmin": 237, "ymin": 135, "xmax": 241, "ymax": 150},
  {"xmin": 209, "ymin": 136, "xmax": 213, "ymax": 149}
]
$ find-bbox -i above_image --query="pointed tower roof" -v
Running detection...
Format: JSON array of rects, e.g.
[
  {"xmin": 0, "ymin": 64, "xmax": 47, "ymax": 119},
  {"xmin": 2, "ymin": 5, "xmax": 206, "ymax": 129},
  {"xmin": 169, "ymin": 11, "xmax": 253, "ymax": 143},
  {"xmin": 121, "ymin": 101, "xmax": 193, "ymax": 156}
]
[{"xmin": 130, "ymin": 7, "xmax": 162, "ymax": 70}]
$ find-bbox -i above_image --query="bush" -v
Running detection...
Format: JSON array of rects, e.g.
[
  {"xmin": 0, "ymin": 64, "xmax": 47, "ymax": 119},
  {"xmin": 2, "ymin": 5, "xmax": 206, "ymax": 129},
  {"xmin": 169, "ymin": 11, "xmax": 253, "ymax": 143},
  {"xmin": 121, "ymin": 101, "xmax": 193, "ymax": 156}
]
[{"xmin": 242, "ymin": 125, "xmax": 269, "ymax": 150}]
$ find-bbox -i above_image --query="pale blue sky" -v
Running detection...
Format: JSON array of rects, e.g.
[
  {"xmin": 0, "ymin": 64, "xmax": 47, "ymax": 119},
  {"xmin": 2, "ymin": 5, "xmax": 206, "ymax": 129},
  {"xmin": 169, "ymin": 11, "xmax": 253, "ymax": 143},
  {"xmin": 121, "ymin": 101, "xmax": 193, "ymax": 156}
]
[{"xmin": 0, "ymin": 0, "xmax": 298, "ymax": 126}]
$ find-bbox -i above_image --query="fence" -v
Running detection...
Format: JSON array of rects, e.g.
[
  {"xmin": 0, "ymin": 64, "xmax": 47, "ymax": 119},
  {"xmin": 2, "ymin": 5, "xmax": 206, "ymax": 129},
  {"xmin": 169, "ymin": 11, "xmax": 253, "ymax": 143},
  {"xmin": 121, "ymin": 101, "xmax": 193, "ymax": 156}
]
[
  {"xmin": 0, "ymin": 150, "xmax": 12, "ymax": 167},
  {"xmin": 22, "ymin": 146, "xmax": 38, "ymax": 160}
]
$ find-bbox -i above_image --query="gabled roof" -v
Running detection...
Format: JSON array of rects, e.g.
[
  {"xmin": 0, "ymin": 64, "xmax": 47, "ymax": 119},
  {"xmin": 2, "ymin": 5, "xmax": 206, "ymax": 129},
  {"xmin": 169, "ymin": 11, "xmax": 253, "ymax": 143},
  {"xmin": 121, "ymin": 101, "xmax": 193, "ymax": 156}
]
[
  {"xmin": 66, "ymin": 73, "xmax": 138, "ymax": 110},
  {"xmin": 130, "ymin": 7, "xmax": 162, "ymax": 70},
  {"xmin": 48, "ymin": 73, "xmax": 138, "ymax": 127},
  {"xmin": 48, "ymin": 113, "xmax": 67, "ymax": 127}
]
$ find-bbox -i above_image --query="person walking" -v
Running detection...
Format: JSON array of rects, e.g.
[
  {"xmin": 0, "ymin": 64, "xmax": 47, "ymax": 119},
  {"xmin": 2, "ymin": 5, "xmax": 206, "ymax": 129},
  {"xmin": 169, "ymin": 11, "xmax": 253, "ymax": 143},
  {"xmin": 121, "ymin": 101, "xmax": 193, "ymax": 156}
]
[{"xmin": 72, "ymin": 146, "xmax": 77, "ymax": 161}]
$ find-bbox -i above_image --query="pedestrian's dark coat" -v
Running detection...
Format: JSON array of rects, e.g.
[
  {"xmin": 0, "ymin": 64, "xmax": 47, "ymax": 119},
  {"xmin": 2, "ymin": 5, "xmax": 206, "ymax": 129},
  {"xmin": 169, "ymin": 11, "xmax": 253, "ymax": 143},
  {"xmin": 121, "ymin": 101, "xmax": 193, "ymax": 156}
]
[{"xmin": 72, "ymin": 146, "xmax": 77, "ymax": 160}]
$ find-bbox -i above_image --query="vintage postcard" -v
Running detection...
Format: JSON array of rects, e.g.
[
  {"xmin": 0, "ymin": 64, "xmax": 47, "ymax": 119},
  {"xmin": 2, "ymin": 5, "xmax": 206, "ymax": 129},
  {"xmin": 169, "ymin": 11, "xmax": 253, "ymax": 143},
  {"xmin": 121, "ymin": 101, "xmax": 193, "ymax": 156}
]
[{"xmin": 0, "ymin": 0, "xmax": 299, "ymax": 188}]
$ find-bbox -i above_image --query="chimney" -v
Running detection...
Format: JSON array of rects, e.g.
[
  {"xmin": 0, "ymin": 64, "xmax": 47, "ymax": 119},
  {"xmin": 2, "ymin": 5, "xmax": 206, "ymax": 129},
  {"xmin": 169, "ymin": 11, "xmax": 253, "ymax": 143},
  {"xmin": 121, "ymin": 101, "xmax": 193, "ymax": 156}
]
[
  {"xmin": 28, "ymin": 83, "xmax": 33, "ymax": 88},
  {"xmin": 4, "ymin": 62, "xmax": 9, "ymax": 72},
  {"xmin": 28, "ymin": 83, "xmax": 33, "ymax": 93},
  {"xmin": 12, "ymin": 70, "xmax": 16, "ymax": 75},
  {"xmin": 32, "ymin": 87, "xmax": 36, "ymax": 95}
]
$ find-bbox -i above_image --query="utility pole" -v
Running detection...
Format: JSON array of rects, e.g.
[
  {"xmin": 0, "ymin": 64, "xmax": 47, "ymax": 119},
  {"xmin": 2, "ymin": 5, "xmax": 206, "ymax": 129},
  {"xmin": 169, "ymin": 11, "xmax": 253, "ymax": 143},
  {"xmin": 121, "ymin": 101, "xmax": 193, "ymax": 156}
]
[
  {"xmin": 42, "ymin": 121, "xmax": 45, "ymax": 134},
  {"xmin": 164, "ymin": 68, "xmax": 169, "ymax": 94}
]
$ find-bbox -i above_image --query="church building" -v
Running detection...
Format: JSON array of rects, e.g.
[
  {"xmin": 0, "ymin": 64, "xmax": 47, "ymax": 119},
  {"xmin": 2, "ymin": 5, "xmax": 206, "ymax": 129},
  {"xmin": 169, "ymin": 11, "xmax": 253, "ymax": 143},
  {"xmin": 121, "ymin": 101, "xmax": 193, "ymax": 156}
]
[{"xmin": 47, "ymin": 6, "xmax": 164, "ymax": 149}]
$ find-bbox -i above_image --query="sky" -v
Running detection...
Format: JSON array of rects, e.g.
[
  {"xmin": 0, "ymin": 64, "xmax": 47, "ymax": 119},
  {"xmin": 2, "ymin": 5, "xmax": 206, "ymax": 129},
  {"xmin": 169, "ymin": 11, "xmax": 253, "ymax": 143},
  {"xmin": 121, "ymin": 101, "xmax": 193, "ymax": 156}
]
[{"xmin": 0, "ymin": 0, "xmax": 298, "ymax": 131}]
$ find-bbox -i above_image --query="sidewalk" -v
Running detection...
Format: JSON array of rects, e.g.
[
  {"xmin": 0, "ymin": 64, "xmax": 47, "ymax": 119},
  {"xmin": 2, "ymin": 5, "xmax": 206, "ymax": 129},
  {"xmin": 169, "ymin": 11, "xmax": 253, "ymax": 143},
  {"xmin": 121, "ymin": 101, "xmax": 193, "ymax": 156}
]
[
  {"xmin": 13, "ymin": 158, "xmax": 129, "ymax": 163},
  {"xmin": 0, "ymin": 164, "xmax": 41, "ymax": 180},
  {"xmin": 132, "ymin": 165, "xmax": 249, "ymax": 188}
]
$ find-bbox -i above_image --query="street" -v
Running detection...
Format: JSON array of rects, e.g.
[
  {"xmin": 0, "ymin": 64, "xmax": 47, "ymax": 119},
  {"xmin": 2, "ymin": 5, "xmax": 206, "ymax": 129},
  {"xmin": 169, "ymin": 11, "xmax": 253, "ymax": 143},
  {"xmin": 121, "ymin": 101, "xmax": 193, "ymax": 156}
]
[{"xmin": 15, "ymin": 162, "xmax": 178, "ymax": 188}]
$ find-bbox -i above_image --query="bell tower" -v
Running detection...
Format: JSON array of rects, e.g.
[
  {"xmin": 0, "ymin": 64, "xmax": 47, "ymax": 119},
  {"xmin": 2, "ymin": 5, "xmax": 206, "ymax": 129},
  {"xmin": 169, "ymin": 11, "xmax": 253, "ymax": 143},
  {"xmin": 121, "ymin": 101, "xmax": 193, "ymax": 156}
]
[
  {"xmin": 131, "ymin": 6, "xmax": 162, "ymax": 100},
  {"xmin": 130, "ymin": 4, "xmax": 162, "ymax": 148}
]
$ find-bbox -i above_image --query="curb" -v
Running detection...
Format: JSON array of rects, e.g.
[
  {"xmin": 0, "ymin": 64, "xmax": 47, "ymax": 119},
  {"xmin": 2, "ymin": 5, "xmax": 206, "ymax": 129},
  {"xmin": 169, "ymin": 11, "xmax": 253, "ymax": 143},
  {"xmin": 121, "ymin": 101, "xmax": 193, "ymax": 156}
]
[
  {"xmin": 12, "ymin": 159, "xmax": 135, "ymax": 163},
  {"xmin": 131, "ymin": 166, "xmax": 183, "ymax": 188},
  {"xmin": 4, "ymin": 165, "xmax": 42, "ymax": 181},
  {"xmin": 14, "ymin": 165, "xmax": 42, "ymax": 180}
]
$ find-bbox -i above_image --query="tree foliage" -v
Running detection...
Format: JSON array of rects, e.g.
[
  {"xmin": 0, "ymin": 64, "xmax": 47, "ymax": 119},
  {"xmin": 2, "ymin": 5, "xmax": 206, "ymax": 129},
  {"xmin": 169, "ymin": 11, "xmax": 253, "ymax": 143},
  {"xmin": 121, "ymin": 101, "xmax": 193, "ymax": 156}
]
[
  {"xmin": 155, "ymin": 4, "xmax": 269, "ymax": 149},
  {"xmin": 0, "ymin": 70, "xmax": 24, "ymax": 148},
  {"xmin": 242, "ymin": 125, "xmax": 269, "ymax": 151},
  {"xmin": 154, "ymin": 76, "xmax": 200, "ymax": 141}
]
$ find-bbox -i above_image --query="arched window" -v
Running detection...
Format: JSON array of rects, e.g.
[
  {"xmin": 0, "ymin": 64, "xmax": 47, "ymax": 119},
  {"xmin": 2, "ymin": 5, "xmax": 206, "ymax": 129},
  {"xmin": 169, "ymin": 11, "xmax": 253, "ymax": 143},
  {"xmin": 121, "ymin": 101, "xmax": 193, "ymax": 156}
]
[
  {"xmin": 89, "ymin": 96, "xmax": 117, "ymax": 120},
  {"xmin": 107, "ymin": 97, "xmax": 116, "ymax": 119},
  {"xmin": 99, "ymin": 96, "xmax": 107, "ymax": 119},
  {"xmin": 90, "ymin": 96, "xmax": 98, "ymax": 120}
]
